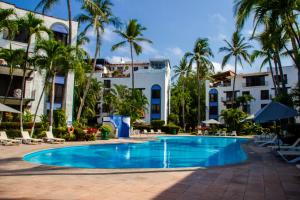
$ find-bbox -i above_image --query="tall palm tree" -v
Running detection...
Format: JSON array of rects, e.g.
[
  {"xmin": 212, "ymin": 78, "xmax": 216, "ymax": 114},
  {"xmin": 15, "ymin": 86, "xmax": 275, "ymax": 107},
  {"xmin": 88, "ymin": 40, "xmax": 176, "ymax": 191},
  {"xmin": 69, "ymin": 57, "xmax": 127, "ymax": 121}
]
[
  {"xmin": 0, "ymin": 8, "xmax": 18, "ymax": 37},
  {"xmin": 34, "ymin": 39, "xmax": 68, "ymax": 133},
  {"xmin": 219, "ymin": 31, "xmax": 252, "ymax": 106},
  {"xmin": 75, "ymin": 0, "xmax": 120, "ymax": 121},
  {"xmin": 17, "ymin": 12, "xmax": 50, "ymax": 132},
  {"xmin": 185, "ymin": 38, "xmax": 214, "ymax": 126},
  {"xmin": 172, "ymin": 57, "xmax": 191, "ymax": 131},
  {"xmin": 112, "ymin": 19, "xmax": 152, "ymax": 91}
]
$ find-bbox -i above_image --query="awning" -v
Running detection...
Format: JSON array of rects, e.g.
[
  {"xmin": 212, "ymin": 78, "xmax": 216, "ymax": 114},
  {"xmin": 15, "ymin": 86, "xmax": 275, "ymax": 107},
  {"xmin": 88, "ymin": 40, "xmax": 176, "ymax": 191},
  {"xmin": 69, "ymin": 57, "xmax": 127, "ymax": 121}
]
[{"xmin": 0, "ymin": 103, "xmax": 20, "ymax": 113}]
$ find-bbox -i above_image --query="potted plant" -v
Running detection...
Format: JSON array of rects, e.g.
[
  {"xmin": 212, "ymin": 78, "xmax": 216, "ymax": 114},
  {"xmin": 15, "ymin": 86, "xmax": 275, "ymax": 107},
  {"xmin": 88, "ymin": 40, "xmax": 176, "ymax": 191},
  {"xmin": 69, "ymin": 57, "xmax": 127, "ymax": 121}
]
[{"xmin": 100, "ymin": 125, "xmax": 112, "ymax": 140}]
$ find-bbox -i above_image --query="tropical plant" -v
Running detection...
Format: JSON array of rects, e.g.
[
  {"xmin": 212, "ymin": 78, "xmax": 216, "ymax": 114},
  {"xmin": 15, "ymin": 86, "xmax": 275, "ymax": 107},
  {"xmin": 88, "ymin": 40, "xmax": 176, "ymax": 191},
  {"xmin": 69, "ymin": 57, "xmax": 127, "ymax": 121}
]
[
  {"xmin": 0, "ymin": 8, "xmax": 17, "ymax": 38},
  {"xmin": 219, "ymin": 31, "xmax": 252, "ymax": 105},
  {"xmin": 112, "ymin": 19, "xmax": 152, "ymax": 91},
  {"xmin": 75, "ymin": 0, "xmax": 120, "ymax": 121},
  {"xmin": 291, "ymin": 83, "xmax": 300, "ymax": 110},
  {"xmin": 172, "ymin": 57, "xmax": 191, "ymax": 131},
  {"xmin": 33, "ymin": 39, "xmax": 68, "ymax": 134},
  {"xmin": 185, "ymin": 38, "xmax": 214, "ymax": 126},
  {"xmin": 236, "ymin": 94, "xmax": 255, "ymax": 112},
  {"xmin": 17, "ymin": 12, "xmax": 50, "ymax": 132},
  {"xmin": 220, "ymin": 108, "xmax": 247, "ymax": 132}
]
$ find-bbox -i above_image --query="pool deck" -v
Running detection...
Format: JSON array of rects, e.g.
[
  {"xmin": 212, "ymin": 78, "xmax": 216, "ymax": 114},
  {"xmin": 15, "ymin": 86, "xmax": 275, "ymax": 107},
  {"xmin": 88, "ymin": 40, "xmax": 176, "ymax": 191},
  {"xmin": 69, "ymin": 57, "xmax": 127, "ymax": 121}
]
[{"xmin": 1, "ymin": 135, "xmax": 300, "ymax": 200}]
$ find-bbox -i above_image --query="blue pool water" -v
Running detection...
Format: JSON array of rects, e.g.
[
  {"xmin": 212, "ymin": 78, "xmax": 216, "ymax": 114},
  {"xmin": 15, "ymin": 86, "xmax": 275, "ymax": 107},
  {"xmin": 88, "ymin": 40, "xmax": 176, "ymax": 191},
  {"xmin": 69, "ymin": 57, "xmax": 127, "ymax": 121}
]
[{"xmin": 23, "ymin": 136, "xmax": 248, "ymax": 168}]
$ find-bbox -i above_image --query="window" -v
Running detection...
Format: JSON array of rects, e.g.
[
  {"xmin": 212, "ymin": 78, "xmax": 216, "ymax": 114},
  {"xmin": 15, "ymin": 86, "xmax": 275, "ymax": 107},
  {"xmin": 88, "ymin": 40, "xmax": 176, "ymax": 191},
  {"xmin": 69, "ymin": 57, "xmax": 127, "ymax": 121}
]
[
  {"xmin": 134, "ymin": 67, "xmax": 138, "ymax": 71},
  {"xmin": 242, "ymin": 104, "xmax": 250, "ymax": 113},
  {"xmin": 209, "ymin": 93, "xmax": 218, "ymax": 102},
  {"xmin": 117, "ymin": 67, "xmax": 123, "ymax": 71},
  {"xmin": 209, "ymin": 106, "xmax": 218, "ymax": 115},
  {"xmin": 102, "ymin": 103, "xmax": 110, "ymax": 113},
  {"xmin": 54, "ymin": 84, "xmax": 64, "ymax": 103},
  {"xmin": 261, "ymin": 90, "xmax": 269, "ymax": 100},
  {"xmin": 104, "ymin": 80, "xmax": 111, "ymax": 88},
  {"xmin": 261, "ymin": 104, "xmax": 267, "ymax": 109},
  {"xmin": 53, "ymin": 31, "xmax": 68, "ymax": 45},
  {"xmin": 4, "ymin": 28, "xmax": 29, "ymax": 43},
  {"xmin": 152, "ymin": 90, "xmax": 160, "ymax": 99},
  {"xmin": 144, "ymin": 66, "xmax": 149, "ymax": 69},
  {"xmin": 242, "ymin": 91, "xmax": 250, "ymax": 96},
  {"xmin": 151, "ymin": 104, "xmax": 160, "ymax": 114},
  {"xmin": 225, "ymin": 91, "xmax": 237, "ymax": 101},
  {"xmin": 245, "ymin": 76, "xmax": 265, "ymax": 87},
  {"xmin": 274, "ymin": 75, "xmax": 288, "ymax": 84}
]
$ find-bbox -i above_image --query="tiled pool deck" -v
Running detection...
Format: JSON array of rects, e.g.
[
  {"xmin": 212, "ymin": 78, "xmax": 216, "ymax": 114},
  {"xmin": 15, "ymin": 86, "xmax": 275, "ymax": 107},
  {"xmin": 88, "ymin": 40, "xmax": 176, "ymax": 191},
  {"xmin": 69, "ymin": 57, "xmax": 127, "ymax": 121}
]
[{"xmin": 0, "ymin": 135, "xmax": 299, "ymax": 200}]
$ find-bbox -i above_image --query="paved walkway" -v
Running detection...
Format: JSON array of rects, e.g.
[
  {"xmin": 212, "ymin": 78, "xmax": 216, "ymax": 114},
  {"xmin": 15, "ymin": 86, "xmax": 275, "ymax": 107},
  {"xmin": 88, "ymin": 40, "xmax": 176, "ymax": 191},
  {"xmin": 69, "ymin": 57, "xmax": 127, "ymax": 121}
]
[{"xmin": 0, "ymin": 136, "xmax": 299, "ymax": 200}]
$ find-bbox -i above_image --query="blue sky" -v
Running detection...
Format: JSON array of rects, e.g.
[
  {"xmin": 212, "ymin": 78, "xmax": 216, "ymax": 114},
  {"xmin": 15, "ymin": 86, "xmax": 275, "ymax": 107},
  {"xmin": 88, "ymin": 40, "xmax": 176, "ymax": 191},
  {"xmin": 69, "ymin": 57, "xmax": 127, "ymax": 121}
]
[{"xmin": 5, "ymin": 0, "xmax": 293, "ymax": 72}]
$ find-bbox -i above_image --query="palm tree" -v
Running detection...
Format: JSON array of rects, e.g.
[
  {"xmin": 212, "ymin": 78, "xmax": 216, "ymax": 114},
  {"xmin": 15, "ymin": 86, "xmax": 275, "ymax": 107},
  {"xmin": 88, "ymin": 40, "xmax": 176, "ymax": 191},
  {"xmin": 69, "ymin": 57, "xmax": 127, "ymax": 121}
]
[
  {"xmin": 34, "ymin": 39, "xmax": 68, "ymax": 133},
  {"xmin": 75, "ymin": 0, "xmax": 120, "ymax": 121},
  {"xmin": 172, "ymin": 57, "xmax": 191, "ymax": 131},
  {"xmin": 17, "ymin": 12, "xmax": 50, "ymax": 132},
  {"xmin": 112, "ymin": 19, "xmax": 152, "ymax": 91},
  {"xmin": 219, "ymin": 31, "xmax": 252, "ymax": 106},
  {"xmin": 185, "ymin": 38, "xmax": 214, "ymax": 126}
]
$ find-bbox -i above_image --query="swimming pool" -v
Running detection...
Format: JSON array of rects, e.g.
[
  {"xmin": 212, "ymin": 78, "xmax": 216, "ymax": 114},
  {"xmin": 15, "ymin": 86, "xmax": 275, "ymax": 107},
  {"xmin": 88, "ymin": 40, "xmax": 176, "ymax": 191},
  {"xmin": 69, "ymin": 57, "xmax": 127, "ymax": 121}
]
[{"xmin": 23, "ymin": 136, "xmax": 248, "ymax": 168}]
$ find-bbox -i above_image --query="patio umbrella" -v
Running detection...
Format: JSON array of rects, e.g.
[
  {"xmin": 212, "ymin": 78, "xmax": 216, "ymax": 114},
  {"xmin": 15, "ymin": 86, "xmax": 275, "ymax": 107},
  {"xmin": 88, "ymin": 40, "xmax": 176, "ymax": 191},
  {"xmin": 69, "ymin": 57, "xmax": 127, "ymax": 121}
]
[
  {"xmin": 254, "ymin": 102, "xmax": 298, "ymax": 123},
  {"xmin": 0, "ymin": 103, "xmax": 20, "ymax": 113},
  {"xmin": 202, "ymin": 119, "xmax": 221, "ymax": 125}
]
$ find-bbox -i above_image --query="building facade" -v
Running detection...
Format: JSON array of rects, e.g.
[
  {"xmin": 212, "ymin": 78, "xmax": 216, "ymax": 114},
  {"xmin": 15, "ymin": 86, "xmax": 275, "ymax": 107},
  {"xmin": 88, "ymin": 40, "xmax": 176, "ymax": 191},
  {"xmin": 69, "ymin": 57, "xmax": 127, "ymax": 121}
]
[
  {"xmin": 205, "ymin": 66, "xmax": 299, "ymax": 123},
  {"xmin": 0, "ymin": 2, "xmax": 78, "ymax": 123},
  {"xmin": 93, "ymin": 58, "xmax": 171, "ymax": 124}
]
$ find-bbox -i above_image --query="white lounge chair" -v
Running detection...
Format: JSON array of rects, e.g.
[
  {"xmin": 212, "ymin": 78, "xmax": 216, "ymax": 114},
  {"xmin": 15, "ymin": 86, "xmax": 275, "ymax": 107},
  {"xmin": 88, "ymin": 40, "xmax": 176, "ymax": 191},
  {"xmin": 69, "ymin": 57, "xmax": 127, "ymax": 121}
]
[
  {"xmin": 258, "ymin": 135, "xmax": 282, "ymax": 147},
  {"xmin": 44, "ymin": 131, "xmax": 65, "ymax": 144},
  {"xmin": 143, "ymin": 129, "xmax": 148, "ymax": 134},
  {"xmin": 220, "ymin": 131, "xmax": 227, "ymax": 136},
  {"xmin": 277, "ymin": 150, "xmax": 300, "ymax": 163},
  {"xmin": 150, "ymin": 129, "xmax": 156, "ymax": 134},
  {"xmin": 197, "ymin": 130, "xmax": 203, "ymax": 135},
  {"xmin": 254, "ymin": 133, "xmax": 275, "ymax": 143},
  {"xmin": 269, "ymin": 138, "xmax": 300, "ymax": 150},
  {"xmin": 0, "ymin": 131, "xmax": 21, "ymax": 145},
  {"xmin": 204, "ymin": 130, "xmax": 209, "ymax": 135},
  {"xmin": 16, "ymin": 131, "xmax": 43, "ymax": 144},
  {"xmin": 230, "ymin": 131, "xmax": 237, "ymax": 136},
  {"xmin": 157, "ymin": 129, "xmax": 162, "ymax": 134},
  {"xmin": 215, "ymin": 131, "xmax": 221, "ymax": 136}
]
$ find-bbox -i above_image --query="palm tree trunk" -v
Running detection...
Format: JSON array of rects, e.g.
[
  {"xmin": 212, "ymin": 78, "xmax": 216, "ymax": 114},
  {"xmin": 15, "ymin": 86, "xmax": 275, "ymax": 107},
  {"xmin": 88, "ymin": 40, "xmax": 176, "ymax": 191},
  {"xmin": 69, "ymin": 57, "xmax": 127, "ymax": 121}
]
[
  {"xmin": 76, "ymin": 29, "xmax": 100, "ymax": 121},
  {"xmin": 31, "ymin": 74, "xmax": 48, "ymax": 137},
  {"xmin": 273, "ymin": 58, "xmax": 281, "ymax": 93},
  {"xmin": 232, "ymin": 57, "xmax": 237, "ymax": 107},
  {"xmin": 197, "ymin": 62, "xmax": 201, "ymax": 126},
  {"xmin": 130, "ymin": 42, "xmax": 135, "ymax": 92},
  {"xmin": 181, "ymin": 79, "xmax": 186, "ymax": 132},
  {"xmin": 61, "ymin": 0, "xmax": 72, "ymax": 111},
  {"xmin": 49, "ymin": 72, "xmax": 56, "ymax": 133},
  {"xmin": 276, "ymin": 52, "xmax": 287, "ymax": 93},
  {"xmin": 268, "ymin": 58, "xmax": 278, "ymax": 96},
  {"xmin": 20, "ymin": 36, "xmax": 31, "ymax": 132}
]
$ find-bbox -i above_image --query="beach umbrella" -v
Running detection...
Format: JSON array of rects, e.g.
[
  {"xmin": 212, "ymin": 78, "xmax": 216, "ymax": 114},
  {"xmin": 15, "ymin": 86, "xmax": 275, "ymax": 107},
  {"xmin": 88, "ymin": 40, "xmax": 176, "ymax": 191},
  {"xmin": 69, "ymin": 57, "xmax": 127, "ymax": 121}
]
[
  {"xmin": 0, "ymin": 103, "xmax": 20, "ymax": 113},
  {"xmin": 254, "ymin": 102, "xmax": 298, "ymax": 123},
  {"xmin": 202, "ymin": 119, "xmax": 221, "ymax": 125}
]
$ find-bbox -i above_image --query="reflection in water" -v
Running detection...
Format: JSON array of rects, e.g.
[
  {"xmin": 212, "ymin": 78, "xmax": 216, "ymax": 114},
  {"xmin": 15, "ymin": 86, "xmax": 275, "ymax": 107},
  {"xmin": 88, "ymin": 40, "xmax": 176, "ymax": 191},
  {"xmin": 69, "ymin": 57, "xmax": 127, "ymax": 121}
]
[{"xmin": 24, "ymin": 137, "xmax": 248, "ymax": 169}]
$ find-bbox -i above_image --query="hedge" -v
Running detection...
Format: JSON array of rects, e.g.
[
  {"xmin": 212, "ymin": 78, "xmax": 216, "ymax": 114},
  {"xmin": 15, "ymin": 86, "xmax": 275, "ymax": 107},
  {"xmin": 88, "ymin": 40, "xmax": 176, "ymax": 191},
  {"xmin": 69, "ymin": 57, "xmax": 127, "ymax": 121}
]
[
  {"xmin": 150, "ymin": 120, "xmax": 165, "ymax": 129},
  {"xmin": 161, "ymin": 124, "xmax": 180, "ymax": 134},
  {"xmin": 0, "ymin": 122, "xmax": 42, "ymax": 130}
]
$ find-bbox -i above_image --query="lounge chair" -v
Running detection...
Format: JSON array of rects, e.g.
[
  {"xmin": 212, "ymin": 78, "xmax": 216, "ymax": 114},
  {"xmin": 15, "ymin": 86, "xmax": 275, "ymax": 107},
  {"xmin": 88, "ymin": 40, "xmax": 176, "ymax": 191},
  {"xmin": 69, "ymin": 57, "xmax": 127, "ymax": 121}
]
[
  {"xmin": 16, "ymin": 131, "xmax": 43, "ymax": 144},
  {"xmin": 269, "ymin": 138, "xmax": 300, "ymax": 150},
  {"xmin": 254, "ymin": 133, "xmax": 275, "ymax": 142},
  {"xmin": 197, "ymin": 130, "xmax": 203, "ymax": 135},
  {"xmin": 215, "ymin": 131, "xmax": 221, "ymax": 136},
  {"xmin": 44, "ymin": 131, "xmax": 65, "ymax": 144},
  {"xmin": 255, "ymin": 135, "xmax": 277, "ymax": 144},
  {"xmin": 143, "ymin": 129, "xmax": 148, "ymax": 134},
  {"xmin": 277, "ymin": 150, "xmax": 300, "ymax": 163},
  {"xmin": 220, "ymin": 131, "xmax": 227, "ymax": 136},
  {"xmin": 258, "ymin": 135, "xmax": 282, "ymax": 147},
  {"xmin": 150, "ymin": 129, "xmax": 156, "ymax": 134},
  {"xmin": 204, "ymin": 130, "xmax": 209, "ymax": 135},
  {"xmin": 230, "ymin": 131, "xmax": 237, "ymax": 136},
  {"xmin": 0, "ymin": 131, "xmax": 21, "ymax": 146},
  {"xmin": 157, "ymin": 129, "xmax": 163, "ymax": 134}
]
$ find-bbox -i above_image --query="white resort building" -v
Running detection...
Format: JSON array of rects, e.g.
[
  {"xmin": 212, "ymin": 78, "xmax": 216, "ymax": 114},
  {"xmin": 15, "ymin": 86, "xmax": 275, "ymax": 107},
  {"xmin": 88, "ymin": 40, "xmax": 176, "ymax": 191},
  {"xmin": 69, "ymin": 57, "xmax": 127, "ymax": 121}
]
[
  {"xmin": 0, "ymin": 2, "xmax": 77, "ymax": 123},
  {"xmin": 93, "ymin": 58, "xmax": 171, "ymax": 124},
  {"xmin": 205, "ymin": 65, "xmax": 299, "ymax": 123}
]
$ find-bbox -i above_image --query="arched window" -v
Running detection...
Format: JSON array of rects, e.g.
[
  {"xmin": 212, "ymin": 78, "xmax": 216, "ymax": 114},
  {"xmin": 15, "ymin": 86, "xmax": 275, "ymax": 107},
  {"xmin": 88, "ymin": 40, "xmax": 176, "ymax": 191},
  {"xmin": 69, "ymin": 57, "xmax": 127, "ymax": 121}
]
[
  {"xmin": 209, "ymin": 89, "xmax": 218, "ymax": 120},
  {"xmin": 51, "ymin": 23, "xmax": 68, "ymax": 45},
  {"xmin": 151, "ymin": 85, "xmax": 161, "ymax": 120}
]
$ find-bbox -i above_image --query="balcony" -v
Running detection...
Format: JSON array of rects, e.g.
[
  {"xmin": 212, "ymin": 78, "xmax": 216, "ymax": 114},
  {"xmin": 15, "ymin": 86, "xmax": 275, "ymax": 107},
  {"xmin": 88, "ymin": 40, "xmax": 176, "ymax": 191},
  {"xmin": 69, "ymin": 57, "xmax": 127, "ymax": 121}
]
[{"xmin": 242, "ymin": 81, "xmax": 268, "ymax": 87}]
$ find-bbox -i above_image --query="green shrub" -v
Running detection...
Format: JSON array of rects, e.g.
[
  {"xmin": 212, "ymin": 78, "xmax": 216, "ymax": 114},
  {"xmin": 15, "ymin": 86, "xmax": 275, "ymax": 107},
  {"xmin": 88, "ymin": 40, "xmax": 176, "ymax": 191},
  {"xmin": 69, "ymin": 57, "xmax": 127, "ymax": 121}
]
[
  {"xmin": 63, "ymin": 133, "xmax": 76, "ymax": 141},
  {"xmin": 100, "ymin": 125, "xmax": 112, "ymax": 133},
  {"xmin": 74, "ymin": 128, "xmax": 86, "ymax": 141},
  {"xmin": 162, "ymin": 123, "xmax": 180, "ymax": 134},
  {"xmin": 54, "ymin": 109, "xmax": 67, "ymax": 128},
  {"xmin": 168, "ymin": 114, "xmax": 179, "ymax": 125},
  {"xmin": 52, "ymin": 127, "xmax": 68, "ymax": 138},
  {"xmin": 23, "ymin": 109, "xmax": 33, "ymax": 122},
  {"xmin": 151, "ymin": 120, "xmax": 165, "ymax": 129},
  {"xmin": 133, "ymin": 124, "xmax": 151, "ymax": 131},
  {"xmin": 85, "ymin": 133, "xmax": 96, "ymax": 141},
  {"xmin": 6, "ymin": 129, "xmax": 21, "ymax": 138},
  {"xmin": 0, "ymin": 122, "xmax": 42, "ymax": 130}
]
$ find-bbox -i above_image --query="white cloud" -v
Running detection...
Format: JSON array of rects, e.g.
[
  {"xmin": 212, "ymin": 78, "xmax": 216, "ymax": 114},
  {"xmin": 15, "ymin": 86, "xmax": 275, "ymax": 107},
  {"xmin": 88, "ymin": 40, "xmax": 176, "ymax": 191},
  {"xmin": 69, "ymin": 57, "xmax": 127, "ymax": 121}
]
[
  {"xmin": 84, "ymin": 26, "xmax": 116, "ymax": 42},
  {"xmin": 140, "ymin": 42, "xmax": 158, "ymax": 55},
  {"xmin": 105, "ymin": 56, "xmax": 131, "ymax": 63},
  {"xmin": 167, "ymin": 47, "xmax": 184, "ymax": 57},
  {"xmin": 212, "ymin": 62, "xmax": 235, "ymax": 72},
  {"xmin": 211, "ymin": 13, "xmax": 227, "ymax": 24}
]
